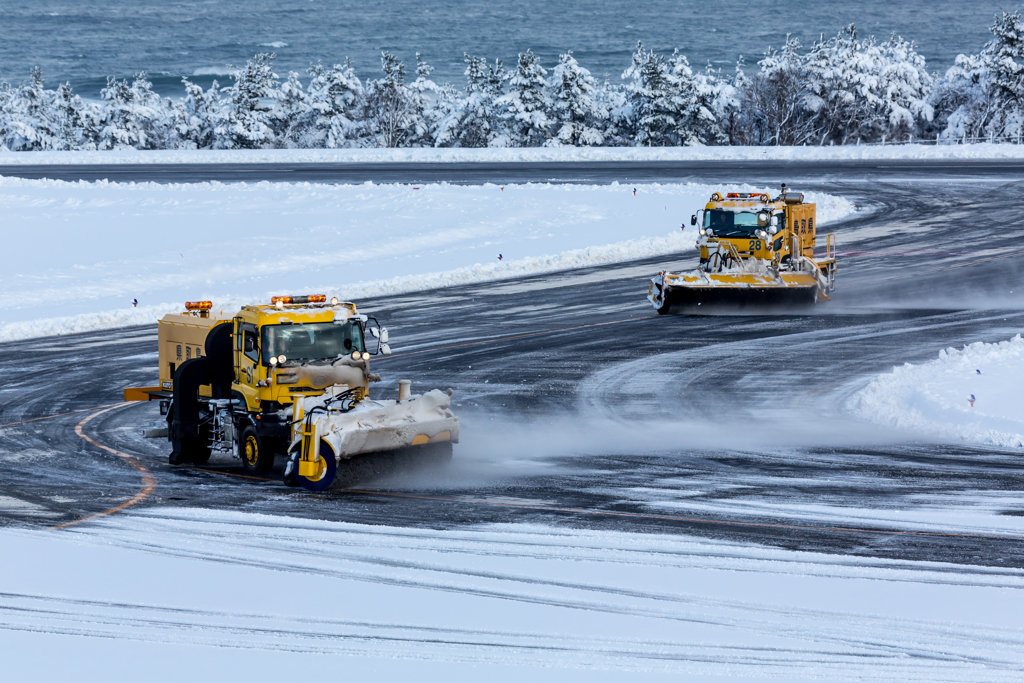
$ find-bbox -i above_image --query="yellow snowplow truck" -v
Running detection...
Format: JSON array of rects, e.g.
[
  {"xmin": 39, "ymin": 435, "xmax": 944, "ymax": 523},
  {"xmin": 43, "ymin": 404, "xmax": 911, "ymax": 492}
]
[
  {"xmin": 124, "ymin": 295, "xmax": 459, "ymax": 492},
  {"xmin": 648, "ymin": 185, "xmax": 837, "ymax": 313}
]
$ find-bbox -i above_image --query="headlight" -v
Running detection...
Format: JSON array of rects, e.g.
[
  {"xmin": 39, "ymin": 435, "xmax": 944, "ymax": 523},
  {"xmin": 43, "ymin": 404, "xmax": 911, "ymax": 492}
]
[
  {"xmin": 278, "ymin": 355, "xmax": 287, "ymax": 364},
  {"xmin": 269, "ymin": 356, "xmax": 278, "ymax": 366},
  {"xmin": 362, "ymin": 351, "xmax": 370, "ymax": 361},
  {"xmin": 699, "ymin": 228, "xmax": 706, "ymax": 235},
  {"xmin": 706, "ymin": 229, "xmax": 714, "ymax": 237},
  {"xmin": 351, "ymin": 350, "xmax": 361, "ymax": 360}
]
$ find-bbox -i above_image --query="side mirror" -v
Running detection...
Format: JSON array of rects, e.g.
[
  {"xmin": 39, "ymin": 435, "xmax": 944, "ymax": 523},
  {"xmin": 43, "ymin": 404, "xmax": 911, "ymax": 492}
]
[
  {"xmin": 690, "ymin": 214, "xmax": 697, "ymax": 226},
  {"xmin": 771, "ymin": 215, "xmax": 779, "ymax": 227},
  {"xmin": 380, "ymin": 343, "xmax": 392, "ymax": 355},
  {"xmin": 757, "ymin": 211, "xmax": 769, "ymax": 227},
  {"xmin": 379, "ymin": 327, "xmax": 389, "ymax": 344},
  {"xmin": 370, "ymin": 327, "xmax": 380, "ymax": 339}
]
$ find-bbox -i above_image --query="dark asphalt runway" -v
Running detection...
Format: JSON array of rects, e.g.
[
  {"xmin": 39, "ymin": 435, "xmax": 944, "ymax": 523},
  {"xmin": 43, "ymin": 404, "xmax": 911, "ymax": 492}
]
[{"xmin": 1, "ymin": 160, "xmax": 1022, "ymax": 569}]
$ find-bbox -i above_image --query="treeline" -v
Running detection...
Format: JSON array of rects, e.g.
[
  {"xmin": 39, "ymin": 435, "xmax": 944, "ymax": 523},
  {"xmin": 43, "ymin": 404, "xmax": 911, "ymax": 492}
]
[{"xmin": 3, "ymin": 11, "xmax": 1024, "ymax": 151}]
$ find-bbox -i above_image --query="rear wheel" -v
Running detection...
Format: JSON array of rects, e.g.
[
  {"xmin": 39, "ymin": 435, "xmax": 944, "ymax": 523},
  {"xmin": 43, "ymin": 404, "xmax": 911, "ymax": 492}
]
[{"xmin": 239, "ymin": 426, "xmax": 274, "ymax": 475}]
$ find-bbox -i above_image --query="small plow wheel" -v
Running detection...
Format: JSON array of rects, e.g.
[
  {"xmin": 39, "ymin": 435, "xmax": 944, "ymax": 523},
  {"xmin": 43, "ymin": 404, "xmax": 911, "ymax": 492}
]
[{"xmin": 294, "ymin": 441, "xmax": 337, "ymax": 492}]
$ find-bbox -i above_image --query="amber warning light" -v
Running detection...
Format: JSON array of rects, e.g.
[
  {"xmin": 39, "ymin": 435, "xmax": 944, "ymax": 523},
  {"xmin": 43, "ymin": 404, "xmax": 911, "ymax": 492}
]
[
  {"xmin": 185, "ymin": 301, "xmax": 212, "ymax": 311},
  {"xmin": 271, "ymin": 294, "xmax": 327, "ymax": 305}
]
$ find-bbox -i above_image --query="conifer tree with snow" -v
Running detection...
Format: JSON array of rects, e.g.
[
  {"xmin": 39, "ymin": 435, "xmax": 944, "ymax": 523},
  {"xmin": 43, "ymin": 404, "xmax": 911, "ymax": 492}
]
[
  {"xmin": 97, "ymin": 72, "xmax": 168, "ymax": 149},
  {"xmin": 495, "ymin": 49, "xmax": 551, "ymax": 146},
  {"xmin": 172, "ymin": 77, "xmax": 222, "ymax": 149},
  {"xmin": 272, "ymin": 71, "xmax": 309, "ymax": 145},
  {"xmin": 218, "ymin": 53, "xmax": 280, "ymax": 149},
  {"xmin": 621, "ymin": 42, "xmax": 710, "ymax": 146},
  {"xmin": 438, "ymin": 54, "xmax": 505, "ymax": 147},
  {"xmin": 933, "ymin": 10, "xmax": 1024, "ymax": 141},
  {"xmin": 404, "ymin": 53, "xmax": 444, "ymax": 146},
  {"xmin": 547, "ymin": 51, "xmax": 607, "ymax": 146},
  {"xmin": 0, "ymin": 68, "xmax": 59, "ymax": 150},
  {"xmin": 54, "ymin": 82, "xmax": 99, "ymax": 150},
  {"xmin": 362, "ymin": 52, "xmax": 413, "ymax": 148},
  {"xmin": 304, "ymin": 59, "xmax": 364, "ymax": 148}
]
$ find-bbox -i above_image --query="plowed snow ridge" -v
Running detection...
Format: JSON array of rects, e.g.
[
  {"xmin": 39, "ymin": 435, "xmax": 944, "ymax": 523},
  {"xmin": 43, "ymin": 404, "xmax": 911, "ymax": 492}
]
[{"xmin": 0, "ymin": 177, "xmax": 854, "ymax": 342}]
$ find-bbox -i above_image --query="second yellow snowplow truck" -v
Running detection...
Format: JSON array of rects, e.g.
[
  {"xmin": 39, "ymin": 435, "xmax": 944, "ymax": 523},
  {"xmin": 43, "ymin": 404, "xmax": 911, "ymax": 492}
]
[
  {"xmin": 125, "ymin": 295, "xmax": 458, "ymax": 491},
  {"xmin": 648, "ymin": 185, "xmax": 837, "ymax": 312}
]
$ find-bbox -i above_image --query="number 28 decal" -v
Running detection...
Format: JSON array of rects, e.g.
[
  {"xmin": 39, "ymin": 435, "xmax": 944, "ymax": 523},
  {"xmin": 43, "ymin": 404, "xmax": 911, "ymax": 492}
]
[{"xmin": 748, "ymin": 239, "xmax": 763, "ymax": 251}]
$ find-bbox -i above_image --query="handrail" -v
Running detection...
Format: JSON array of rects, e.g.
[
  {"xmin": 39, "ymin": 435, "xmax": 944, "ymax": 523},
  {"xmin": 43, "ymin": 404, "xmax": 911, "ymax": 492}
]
[{"xmin": 826, "ymin": 233, "xmax": 836, "ymax": 259}]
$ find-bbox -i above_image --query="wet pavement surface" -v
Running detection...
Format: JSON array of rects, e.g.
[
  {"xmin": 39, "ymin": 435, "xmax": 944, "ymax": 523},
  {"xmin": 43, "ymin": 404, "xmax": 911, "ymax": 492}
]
[{"xmin": 1, "ymin": 162, "xmax": 1022, "ymax": 569}]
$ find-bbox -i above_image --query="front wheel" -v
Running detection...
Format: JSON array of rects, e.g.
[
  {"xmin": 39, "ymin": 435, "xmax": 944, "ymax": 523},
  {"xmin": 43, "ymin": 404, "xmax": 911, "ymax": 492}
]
[
  {"xmin": 292, "ymin": 441, "xmax": 337, "ymax": 492},
  {"xmin": 239, "ymin": 425, "xmax": 275, "ymax": 475}
]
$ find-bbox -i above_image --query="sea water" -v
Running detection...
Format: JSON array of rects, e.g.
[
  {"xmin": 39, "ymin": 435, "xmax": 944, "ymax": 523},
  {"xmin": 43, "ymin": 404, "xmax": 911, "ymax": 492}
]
[{"xmin": 0, "ymin": 0, "xmax": 1011, "ymax": 97}]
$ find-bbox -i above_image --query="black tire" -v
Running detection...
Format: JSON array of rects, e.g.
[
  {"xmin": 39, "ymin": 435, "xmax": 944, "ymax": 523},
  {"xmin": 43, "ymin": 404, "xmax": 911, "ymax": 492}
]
[
  {"xmin": 295, "ymin": 440, "xmax": 337, "ymax": 492},
  {"xmin": 238, "ymin": 425, "xmax": 275, "ymax": 475}
]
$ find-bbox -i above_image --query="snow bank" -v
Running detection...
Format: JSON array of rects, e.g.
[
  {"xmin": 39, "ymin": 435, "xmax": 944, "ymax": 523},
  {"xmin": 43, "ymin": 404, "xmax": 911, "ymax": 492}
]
[
  {"xmin": 848, "ymin": 335, "xmax": 1024, "ymax": 449},
  {"xmin": 0, "ymin": 177, "xmax": 854, "ymax": 343},
  {"xmin": 1, "ymin": 509, "xmax": 1021, "ymax": 681},
  {"xmin": 1, "ymin": 143, "xmax": 1024, "ymax": 165}
]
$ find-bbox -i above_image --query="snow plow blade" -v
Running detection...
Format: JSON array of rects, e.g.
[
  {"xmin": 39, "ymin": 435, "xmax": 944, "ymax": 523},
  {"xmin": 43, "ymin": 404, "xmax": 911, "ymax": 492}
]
[
  {"xmin": 650, "ymin": 271, "xmax": 824, "ymax": 313},
  {"xmin": 290, "ymin": 387, "xmax": 459, "ymax": 491}
]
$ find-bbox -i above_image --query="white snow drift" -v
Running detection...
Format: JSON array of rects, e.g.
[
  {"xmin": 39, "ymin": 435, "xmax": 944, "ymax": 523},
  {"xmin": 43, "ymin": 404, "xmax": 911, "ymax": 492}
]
[
  {"xmin": 849, "ymin": 335, "xmax": 1024, "ymax": 448},
  {"xmin": 1, "ymin": 509, "xmax": 1021, "ymax": 682},
  {"xmin": 2, "ymin": 143, "xmax": 1024, "ymax": 165},
  {"xmin": 0, "ymin": 176, "xmax": 853, "ymax": 342}
]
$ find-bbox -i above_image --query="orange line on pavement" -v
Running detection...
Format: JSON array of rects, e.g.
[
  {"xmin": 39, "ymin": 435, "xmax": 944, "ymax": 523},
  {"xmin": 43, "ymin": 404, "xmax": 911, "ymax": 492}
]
[
  {"xmin": 0, "ymin": 403, "xmax": 121, "ymax": 429},
  {"xmin": 53, "ymin": 404, "xmax": 158, "ymax": 530}
]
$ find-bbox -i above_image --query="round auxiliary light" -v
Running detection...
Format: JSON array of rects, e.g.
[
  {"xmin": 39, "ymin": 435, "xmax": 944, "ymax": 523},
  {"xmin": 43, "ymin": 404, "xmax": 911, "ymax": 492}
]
[
  {"xmin": 330, "ymin": 297, "xmax": 339, "ymax": 306},
  {"xmin": 278, "ymin": 355, "xmax": 287, "ymax": 364},
  {"xmin": 269, "ymin": 356, "xmax": 278, "ymax": 365},
  {"xmin": 699, "ymin": 228, "xmax": 706, "ymax": 235},
  {"xmin": 706, "ymin": 229, "xmax": 714, "ymax": 237},
  {"xmin": 362, "ymin": 351, "xmax": 370, "ymax": 361},
  {"xmin": 351, "ymin": 351, "xmax": 361, "ymax": 360}
]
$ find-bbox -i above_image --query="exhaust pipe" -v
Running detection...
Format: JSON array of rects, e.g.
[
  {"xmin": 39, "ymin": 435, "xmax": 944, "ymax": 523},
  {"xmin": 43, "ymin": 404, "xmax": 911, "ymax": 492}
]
[{"xmin": 398, "ymin": 380, "xmax": 412, "ymax": 401}]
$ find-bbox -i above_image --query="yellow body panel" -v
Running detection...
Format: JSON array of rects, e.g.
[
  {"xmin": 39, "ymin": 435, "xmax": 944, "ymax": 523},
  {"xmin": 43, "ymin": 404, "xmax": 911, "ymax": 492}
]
[{"xmin": 130, "ymin": 301, "xmax": 365, "ymax": 410}]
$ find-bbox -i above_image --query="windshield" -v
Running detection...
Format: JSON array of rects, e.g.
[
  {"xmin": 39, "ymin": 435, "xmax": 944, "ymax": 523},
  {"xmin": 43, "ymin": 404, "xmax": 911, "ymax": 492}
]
[
  {"xmin": 261, "ymin": 322, "xmax": 365, "ymax": 364},
  {"xmin": 704, "ymin": 209, "xmax": 760, "ymax": 237}
]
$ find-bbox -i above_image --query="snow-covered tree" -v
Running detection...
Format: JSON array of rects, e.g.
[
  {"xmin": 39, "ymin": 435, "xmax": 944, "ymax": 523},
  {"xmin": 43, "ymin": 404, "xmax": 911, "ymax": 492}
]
[
  {"xmin": 403, "ymin": 53, "xmax": 444, "ymax": 146},
  {"xmin": 740, "ymin": 37, "xmax": 815, "ymax": 145},
  {"xmin": 272, "ymin": 71, "xmax": 309, "ymax": 145},
  {"xmin": 495, "ymin": 49, "xmax": 551, "ymax": 146},
  {"xmin": 362, "ymin": 52, "xmax": 413, "ymax": 148},
  {"xmin": 218, "ymin": 53, "xmax": 280, "ymax": 149},
  {"xmin": 97, "ymin": 73, "xmax": 168, "ymax": 149},
  {"xmin": 438, "ymin": 54, "xmax": 505, "ymax": 147},
  {"xmin": 933, "ymin": 11, "xmax": 1024, "ymax": 141},
  {"xmin": 546, "ymin": 51, "xmax": 606, "ymax": 146},
  {"xmin": 621, "ymin": 42, "xmax": 710, "ymax": 146},
  {"xmin": 0, "ymin": 68, "xmax": 60, "ymax": 150},
  {"xmin": 171, "ymin": 77, "xmax": 221, "ymax": 149},
  {"xmin": 304, "ymin": 59, "xmax": 364, "ymax": 148}
]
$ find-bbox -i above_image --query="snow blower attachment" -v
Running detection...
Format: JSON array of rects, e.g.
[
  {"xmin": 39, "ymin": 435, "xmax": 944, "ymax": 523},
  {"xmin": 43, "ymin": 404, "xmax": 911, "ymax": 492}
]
[
  {"xmin": 124, "ymin": 296, "xmax": 459, "ymax": 491},
  {"xmin": 648, "ymin": 186, "xmax": 837, "ymax": 313}
]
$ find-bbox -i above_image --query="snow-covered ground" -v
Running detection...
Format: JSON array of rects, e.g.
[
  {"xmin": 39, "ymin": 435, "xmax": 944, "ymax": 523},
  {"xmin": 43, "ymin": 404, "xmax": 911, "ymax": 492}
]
[
  {"xmin": 2, "ymin": 508, "xmax": 1021, "ymax": 682},
  {"xmin": 1, "ymin": 143, "xmax": 1023, "ymax": 165},
  {"xmin": 849, "ymin": 335, "xmax": 1024, "ymax": 449},
  {"xmin": 0, "ymin": 176, "xmax": 853, "ymax": 342}
]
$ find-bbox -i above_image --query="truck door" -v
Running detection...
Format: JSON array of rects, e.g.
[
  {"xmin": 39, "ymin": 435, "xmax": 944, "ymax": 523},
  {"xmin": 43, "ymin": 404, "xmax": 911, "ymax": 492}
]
[{"xmin": 236, "ymin": 321, "xmax": 260, "ymax": 388}]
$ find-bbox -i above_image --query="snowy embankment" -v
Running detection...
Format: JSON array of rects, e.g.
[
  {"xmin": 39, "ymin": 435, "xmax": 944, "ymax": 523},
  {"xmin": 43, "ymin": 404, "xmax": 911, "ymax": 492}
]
[
  {"xmin": 849, "ymin": 335, "xmax": 1024, "ymax": 449},
  {"xmin": 2, "ymin": 509, "xmax": 1021, "ymax": 681},
  {"xmin": 1, "ymin": 143, "xmax": 1024, "ymax": 165},
  {"xmin": 0, "ymin": 176, "xmax": 853, "ymax": 342}
]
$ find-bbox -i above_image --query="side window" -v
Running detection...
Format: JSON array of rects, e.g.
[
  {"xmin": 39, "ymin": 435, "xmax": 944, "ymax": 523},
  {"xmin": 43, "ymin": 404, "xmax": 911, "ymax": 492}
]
[{"xmin": 241, "ymin": 325, "xmax": 259, "ymax": 363}]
